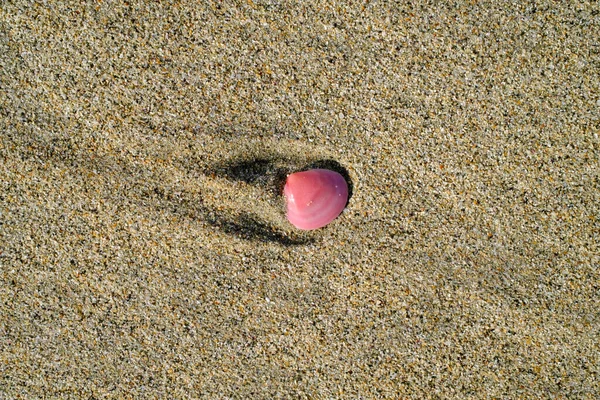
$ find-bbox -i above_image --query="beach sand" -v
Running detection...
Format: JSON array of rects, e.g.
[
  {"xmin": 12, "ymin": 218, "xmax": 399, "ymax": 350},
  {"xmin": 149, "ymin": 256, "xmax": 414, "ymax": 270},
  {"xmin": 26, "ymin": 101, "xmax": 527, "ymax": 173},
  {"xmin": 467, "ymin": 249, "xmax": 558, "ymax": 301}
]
[{"xmin": 1, "ymin": 1, "xmax": 598, "ymax": 397}]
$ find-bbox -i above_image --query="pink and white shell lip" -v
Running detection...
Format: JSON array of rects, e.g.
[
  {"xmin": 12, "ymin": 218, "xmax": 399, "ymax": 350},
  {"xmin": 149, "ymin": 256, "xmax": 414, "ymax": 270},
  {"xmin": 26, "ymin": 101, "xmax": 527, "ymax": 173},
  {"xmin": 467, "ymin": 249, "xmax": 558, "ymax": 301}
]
[{"xmin": 283, "ymin": 169, "xmax": 349, "ymax": 230}]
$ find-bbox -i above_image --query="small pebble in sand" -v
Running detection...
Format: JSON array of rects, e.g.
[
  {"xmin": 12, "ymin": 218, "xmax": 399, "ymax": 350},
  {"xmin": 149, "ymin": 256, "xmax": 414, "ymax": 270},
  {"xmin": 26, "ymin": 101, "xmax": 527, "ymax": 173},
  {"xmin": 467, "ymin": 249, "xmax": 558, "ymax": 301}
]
[{"xmin": 283, "ymin": 169, "xmax": 348, "ymax": 230}]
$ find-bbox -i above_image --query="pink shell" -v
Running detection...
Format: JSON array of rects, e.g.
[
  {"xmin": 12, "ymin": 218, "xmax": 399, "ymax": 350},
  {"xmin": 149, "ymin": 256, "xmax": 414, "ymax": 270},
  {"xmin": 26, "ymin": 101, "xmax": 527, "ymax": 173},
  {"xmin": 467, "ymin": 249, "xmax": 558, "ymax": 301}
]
[{"xmin": 283, "ymin": 169, "xmax": 349, "ymax": 230}]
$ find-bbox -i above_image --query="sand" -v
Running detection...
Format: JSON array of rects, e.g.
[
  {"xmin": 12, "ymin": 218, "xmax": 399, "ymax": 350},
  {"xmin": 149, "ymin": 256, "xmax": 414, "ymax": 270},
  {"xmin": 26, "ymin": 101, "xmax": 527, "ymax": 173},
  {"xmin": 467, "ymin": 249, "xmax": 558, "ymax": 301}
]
[{"xmin": 1, "ymin": 0, "xmax": 599, "ymax": 398}]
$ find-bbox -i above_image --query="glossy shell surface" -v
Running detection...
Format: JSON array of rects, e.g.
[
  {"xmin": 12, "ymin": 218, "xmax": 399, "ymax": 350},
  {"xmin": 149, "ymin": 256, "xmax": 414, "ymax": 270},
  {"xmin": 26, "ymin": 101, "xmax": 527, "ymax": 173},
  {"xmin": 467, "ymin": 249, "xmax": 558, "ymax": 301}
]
[{"xmin": 283, "ymin": 169, "xmax": 348, "ymax": 230}]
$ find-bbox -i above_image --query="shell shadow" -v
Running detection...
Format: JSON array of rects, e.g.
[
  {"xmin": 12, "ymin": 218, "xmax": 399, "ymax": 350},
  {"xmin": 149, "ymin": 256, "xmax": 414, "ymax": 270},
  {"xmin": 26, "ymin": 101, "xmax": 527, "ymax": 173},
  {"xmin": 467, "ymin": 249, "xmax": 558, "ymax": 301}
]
[
  {"xmin": 143, "ymin": 184, "xmax": 312, "ymax": 246},
  {"xmin": 200, "ymin": 155, "xmax": 354, "ymax": 243},
  {"xmin": 210, "ymin": 157, "xmax": 290, "ymax": 198},
  {"xmin": 206, "ymin": 209, "xmax": 314, "ymax": 246},
  {"xmin": 213, "ymin": 157, "xmax": 354, "ymax": 206}
]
